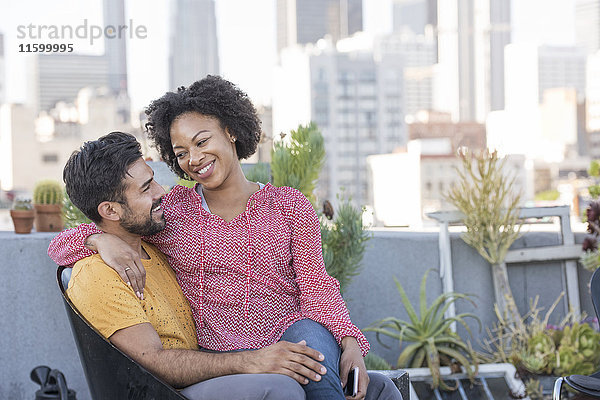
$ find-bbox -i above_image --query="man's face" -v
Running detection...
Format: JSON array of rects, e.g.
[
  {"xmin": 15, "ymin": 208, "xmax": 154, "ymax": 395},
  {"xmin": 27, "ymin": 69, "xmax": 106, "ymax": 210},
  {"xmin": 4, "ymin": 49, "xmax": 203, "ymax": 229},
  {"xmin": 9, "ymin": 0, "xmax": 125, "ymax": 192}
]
[{"xmin": 119, "ymin": 158, "xmax": 166, "ymax": 236}]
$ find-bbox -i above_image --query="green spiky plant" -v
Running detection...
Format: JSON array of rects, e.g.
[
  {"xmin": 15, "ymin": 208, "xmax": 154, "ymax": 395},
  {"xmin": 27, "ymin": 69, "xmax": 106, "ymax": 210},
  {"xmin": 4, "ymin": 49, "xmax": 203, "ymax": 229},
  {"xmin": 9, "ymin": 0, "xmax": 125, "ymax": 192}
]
[
  {"xmin": 365, "ymin": 270, "xmax": 480, "ymax": 390},
  {"xmin": 246, "ymin": 123, "xmax": 370, "ymax": 291},
  {"xmin": 244, "ymin": 162, "xmax": 271, "ymax": 184},
  {"xmin": 271, "ymin": 122, "xmax": 325, "ymax": 206},
  {"xmin": 62, "ymin": 190, "xmax": 91, "ymax": 229},
  {"xmin": 33, "ymin": 180, "xmax": 64, "ymax": 205},
  {"xmin": 363, "ymin": 352, "xmax": 392, "ymax": 370},
  {"xmin": 445, "ymin": 149, "xmax": 523, "ymax": 328},
  {"xmin": 320, "ymin": 196, "xmax": 370, "ymax": 290}
]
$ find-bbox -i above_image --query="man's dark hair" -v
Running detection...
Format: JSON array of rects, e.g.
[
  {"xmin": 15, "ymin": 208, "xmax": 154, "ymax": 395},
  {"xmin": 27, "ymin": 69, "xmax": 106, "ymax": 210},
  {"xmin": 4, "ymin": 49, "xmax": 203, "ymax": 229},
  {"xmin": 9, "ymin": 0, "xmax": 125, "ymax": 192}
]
[
  {"xmin": 63, "ymin": 132, "xmax": 142, "ymax": 223},
  {"xmin": 145, "ymin": 75, "xmax": 261, "ymax": 178}
]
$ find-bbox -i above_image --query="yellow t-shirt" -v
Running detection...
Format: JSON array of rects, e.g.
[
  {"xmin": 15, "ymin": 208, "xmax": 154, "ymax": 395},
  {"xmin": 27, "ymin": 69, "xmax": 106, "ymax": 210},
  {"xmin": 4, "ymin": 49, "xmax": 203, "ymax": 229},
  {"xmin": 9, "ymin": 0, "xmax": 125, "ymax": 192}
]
[{"xmin": 67, "ymin": 242, "xmax": 199, "ymax": 351}]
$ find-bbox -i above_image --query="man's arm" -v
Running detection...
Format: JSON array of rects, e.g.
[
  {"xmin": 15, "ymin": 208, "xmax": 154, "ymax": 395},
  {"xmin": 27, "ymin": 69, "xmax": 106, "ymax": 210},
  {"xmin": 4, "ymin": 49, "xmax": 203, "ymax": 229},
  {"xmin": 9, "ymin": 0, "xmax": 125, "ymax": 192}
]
[{"xmin": 110, "ymin": 323, "xmax": 327, "ymax": 389}]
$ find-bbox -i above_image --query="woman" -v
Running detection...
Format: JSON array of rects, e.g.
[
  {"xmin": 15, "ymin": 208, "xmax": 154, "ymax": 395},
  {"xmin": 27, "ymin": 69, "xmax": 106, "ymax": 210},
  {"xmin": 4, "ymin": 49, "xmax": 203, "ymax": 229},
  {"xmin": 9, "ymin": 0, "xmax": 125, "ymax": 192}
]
[{"xmin": 49, "ymin": 76, "xmax": 398, "ymax": 400}]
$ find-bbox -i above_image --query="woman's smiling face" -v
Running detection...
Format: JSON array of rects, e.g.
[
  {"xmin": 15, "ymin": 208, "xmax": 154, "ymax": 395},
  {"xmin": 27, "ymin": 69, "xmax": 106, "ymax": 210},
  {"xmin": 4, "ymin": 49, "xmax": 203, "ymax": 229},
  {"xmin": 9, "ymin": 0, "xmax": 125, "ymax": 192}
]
[{"xmin": 170, "ymin": 112, "xmax": 239, "ymax": 189}]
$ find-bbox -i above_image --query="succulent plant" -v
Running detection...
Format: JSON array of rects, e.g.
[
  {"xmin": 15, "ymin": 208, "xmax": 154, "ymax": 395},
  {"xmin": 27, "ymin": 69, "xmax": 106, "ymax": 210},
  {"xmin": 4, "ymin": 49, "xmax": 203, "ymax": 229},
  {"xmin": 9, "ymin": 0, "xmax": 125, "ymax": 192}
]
[
  {"xmin": 544, "ymin": 323, "xmax": 600, "ymax": 376},
  {"xmin": 366, "ymin": 270, "xmax": 480, "ymax": 390},
  {"xmin": 12, "ymin": 197, "xmax": 33, "ymax": 211},
  {"xmin": 33, "ymin": 180, "xmax": 64, "ymax": 205}
]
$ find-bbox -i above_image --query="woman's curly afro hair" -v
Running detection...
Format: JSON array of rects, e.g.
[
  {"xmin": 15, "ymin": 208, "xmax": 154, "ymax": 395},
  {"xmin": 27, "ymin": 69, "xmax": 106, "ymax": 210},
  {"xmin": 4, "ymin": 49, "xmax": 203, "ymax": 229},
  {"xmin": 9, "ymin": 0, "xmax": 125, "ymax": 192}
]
[{"xmin": 145, "ymin": 75, "xmax": 262, "ymax": 178}]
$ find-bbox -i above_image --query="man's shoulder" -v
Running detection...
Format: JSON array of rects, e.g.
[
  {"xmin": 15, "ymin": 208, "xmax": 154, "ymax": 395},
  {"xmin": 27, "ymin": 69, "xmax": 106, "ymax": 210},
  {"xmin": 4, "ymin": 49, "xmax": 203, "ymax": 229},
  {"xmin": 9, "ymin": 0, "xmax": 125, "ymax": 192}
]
[
  {"xmin": 71, "ymin": 254, "xmax": 121, "ymax": 283},
  {"xmin": 68, "ymin": 254, "xmax": 130, "ymax": 301}
]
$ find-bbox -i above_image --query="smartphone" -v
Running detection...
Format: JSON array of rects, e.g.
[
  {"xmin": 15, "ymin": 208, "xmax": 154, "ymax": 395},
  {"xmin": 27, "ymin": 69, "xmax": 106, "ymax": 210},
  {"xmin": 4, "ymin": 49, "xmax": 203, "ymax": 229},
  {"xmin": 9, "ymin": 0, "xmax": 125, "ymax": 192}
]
[{"xmin": 344, "ymin": 366, "xmax": 359, "ymax": 397}]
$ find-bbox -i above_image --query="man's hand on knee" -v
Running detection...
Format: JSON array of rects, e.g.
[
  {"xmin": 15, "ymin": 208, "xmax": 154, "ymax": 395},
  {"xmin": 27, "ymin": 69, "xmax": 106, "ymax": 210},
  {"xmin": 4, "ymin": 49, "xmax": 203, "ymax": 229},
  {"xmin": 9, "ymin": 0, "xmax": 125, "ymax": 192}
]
[{"xmin": 243, "ymin": 340, "xmax": 327, "ymax": 385}]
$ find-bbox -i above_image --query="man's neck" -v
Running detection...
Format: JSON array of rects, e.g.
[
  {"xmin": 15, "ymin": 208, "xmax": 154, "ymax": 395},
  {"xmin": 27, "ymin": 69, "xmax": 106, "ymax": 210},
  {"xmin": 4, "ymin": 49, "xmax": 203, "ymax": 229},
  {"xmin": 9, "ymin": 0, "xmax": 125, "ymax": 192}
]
[{"xmin": 97, "ymin": 223, "xmax": 147, "ymax": 259}]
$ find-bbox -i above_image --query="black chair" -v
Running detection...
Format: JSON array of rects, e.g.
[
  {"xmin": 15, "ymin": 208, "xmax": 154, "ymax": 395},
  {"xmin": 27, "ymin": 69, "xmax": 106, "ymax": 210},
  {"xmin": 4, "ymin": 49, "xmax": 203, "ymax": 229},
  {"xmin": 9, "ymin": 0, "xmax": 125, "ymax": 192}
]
[
  {"xmin": 553, "ymin": 267, "xmax": 600, "ymax": 399},
  {"xmin": 57, "ymin": 265, "xmax": 187, "ymax": 400}
]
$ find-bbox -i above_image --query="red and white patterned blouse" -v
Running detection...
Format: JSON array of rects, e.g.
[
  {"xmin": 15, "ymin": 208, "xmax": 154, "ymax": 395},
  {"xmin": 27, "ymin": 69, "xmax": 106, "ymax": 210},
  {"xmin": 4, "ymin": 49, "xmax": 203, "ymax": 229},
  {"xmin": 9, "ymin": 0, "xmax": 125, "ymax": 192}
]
[{"xmin": 48, "ymin": 183, "xmax": 369, "ymax": 355}]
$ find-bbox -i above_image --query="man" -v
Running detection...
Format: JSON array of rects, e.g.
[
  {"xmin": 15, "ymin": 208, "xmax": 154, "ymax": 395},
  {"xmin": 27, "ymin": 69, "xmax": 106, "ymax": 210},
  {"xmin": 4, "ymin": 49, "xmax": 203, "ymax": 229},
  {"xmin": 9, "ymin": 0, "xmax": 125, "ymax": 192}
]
[{"xmin": 62, "ymin": 132, "xmax": 319, "ymax": 400}]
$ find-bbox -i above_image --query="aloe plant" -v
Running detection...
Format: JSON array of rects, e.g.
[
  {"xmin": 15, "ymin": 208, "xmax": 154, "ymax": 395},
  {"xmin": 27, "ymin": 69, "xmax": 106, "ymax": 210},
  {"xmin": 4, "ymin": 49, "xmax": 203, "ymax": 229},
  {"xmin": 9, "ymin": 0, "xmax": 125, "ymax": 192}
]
[{"xmin": 365, "ymin": 270, "xmax": 480, "ymax": 390}]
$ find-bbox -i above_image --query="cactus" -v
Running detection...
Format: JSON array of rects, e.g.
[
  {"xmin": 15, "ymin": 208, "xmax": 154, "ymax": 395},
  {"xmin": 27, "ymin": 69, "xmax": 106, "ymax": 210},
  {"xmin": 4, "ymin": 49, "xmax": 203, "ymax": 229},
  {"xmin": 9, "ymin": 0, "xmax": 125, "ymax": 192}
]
[
  {"xmin": 33, "ymin": 180, "xmax": 64, "ymax": 205},
  {"xmin": 12, "ymin": 197, "xmax": 33, "ymax": 211}
]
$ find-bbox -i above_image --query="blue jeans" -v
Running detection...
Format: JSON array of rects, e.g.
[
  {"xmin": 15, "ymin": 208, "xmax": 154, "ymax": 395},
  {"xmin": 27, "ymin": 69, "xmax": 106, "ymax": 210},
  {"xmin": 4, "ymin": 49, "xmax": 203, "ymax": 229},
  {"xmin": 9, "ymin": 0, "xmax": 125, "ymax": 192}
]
[
  {"xmin": 280, "ymin": 319, "xmax": 345, "ymax": 400},
  {"xmin": 280, "ymin": 319, "xmax": 403, "ymax": 400}
]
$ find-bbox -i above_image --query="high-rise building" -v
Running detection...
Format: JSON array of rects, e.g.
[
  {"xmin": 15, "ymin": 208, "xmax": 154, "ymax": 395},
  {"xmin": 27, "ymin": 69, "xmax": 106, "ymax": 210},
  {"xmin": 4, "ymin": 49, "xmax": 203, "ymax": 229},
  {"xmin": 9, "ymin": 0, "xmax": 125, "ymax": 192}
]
[
  {"xmin": 490, "ymin": 45, "xmax": 587, "ymax": 162},
  {"xmin": 392, "ymin": 0, "xmax": 437, "ymax": 36},
  {"xmin": 576, "ymin": 0, "xmax": 600, "ymax": 54},
  {"xmin": 33, "ymin": 0, "xmax": 129, "ymax": 113},
  {"xmin": 376, "ymin": 33, "xmax": 437, "ymax": 117},
  {"xmin": 436, "ymin": 0, "xmax": 510, "ymax": 121},
  {"xmin": 34, "ymin": 54, "xmax": 109, "ymax": 112},
  {"xmin": 505, "ymin": 44, "xmax": 587, "ymax": 110},
  {"xmin": 0, "ymin": 33, "xmax": 5, "ymax": 104},
  {"xmin": 103, "ymin": 0, "xmax": 128, "ymax": 94},
  {"xmin": 277, "ymin": 0, "xmax": 363, "ymax": 53},
  {"xmin": 309, "ymin": 39, "xmax": 405, "ymax": 206},
  {"xmin": 169, "ymin": 0, "xmax": 220, "ymax": 89}
]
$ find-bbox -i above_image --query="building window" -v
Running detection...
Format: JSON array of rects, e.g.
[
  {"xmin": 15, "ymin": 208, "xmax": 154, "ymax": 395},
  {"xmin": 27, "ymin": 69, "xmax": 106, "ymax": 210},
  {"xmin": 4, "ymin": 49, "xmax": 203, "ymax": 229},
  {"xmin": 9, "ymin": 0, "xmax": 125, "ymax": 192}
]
[{"xmin": 42, "ymin": 153, "xmax": 59, "ymax": 163}]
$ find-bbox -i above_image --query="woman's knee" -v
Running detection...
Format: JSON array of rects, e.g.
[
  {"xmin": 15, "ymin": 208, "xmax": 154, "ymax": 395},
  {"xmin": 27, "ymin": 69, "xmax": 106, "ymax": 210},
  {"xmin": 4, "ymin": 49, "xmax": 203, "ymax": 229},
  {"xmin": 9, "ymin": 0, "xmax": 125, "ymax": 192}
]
[{"xmin": 281, "ymin": 319, "xmax": 341, "ymax": 369}]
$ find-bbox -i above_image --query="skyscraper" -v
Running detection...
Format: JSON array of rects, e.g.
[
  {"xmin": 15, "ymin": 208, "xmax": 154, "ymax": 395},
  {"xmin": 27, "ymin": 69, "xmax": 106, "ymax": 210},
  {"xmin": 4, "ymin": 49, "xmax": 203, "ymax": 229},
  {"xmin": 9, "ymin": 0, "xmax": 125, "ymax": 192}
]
[
  {"xmin": 34, "ymin": 54, "xmax": 109, "ymax": 112},
  {"xmin": 392, "ymin": 0, "xmax": 437, "ymax": 36},
  {"xmin": 504, "ymin": 45, "xmax": 586, "ymax": 110},
  {"xmin": 576, "ymin": 0, "xmax": 600, "ymax": 54},
  {"xmin": 436, "ymin": 0, "xmax": 510, "ymax": 121},
  {"xmin": 103, "ymin": 0, "xmax": 128, "ymax": 94},
  {"xmin": 33, "ymin": 0, "xmax": 129, "ymax": 113},
  {"xmin": 377, "ymin": 33, "xmax": 437, "ymax": 116},
  {"xmin": 277, "ymin": 0, "xmax": 363, "ymax": 53},
  {"xmin": 310, "ymin": 40, "xmax": 405, "ymax": 206},
  {"xmin": 169, "ymin": 0, "xmax": 220, "ymax": 89}
]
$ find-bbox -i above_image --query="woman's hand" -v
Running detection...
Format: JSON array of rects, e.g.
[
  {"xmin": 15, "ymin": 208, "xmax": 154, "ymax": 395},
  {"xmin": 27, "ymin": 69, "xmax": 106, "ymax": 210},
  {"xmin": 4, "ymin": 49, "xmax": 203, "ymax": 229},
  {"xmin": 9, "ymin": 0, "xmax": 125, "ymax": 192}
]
[
  {"xmin": 340, "ymin": 336, "xmax": 369, "ymax": 399},
  {"xmin": 85, "ymin": 233, "xmax": 146, "ymax": 299}
]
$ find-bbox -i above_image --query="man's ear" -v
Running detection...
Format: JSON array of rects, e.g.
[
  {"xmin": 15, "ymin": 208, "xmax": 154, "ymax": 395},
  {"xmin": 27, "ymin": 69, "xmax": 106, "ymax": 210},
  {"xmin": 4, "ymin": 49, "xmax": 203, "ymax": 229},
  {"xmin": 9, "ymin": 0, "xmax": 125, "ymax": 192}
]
[{"xmin": 97, "ymin": 201, "xmax": 121, "ymax": 222}]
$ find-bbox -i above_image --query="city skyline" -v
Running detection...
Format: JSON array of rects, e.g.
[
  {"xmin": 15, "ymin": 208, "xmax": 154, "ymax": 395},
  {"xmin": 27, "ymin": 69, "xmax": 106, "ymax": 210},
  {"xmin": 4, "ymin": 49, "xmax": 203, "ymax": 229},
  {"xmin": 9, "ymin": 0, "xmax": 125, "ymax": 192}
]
[{"xmin": 0, "ymin": 0, "xmax": 576, "ymax": 113}]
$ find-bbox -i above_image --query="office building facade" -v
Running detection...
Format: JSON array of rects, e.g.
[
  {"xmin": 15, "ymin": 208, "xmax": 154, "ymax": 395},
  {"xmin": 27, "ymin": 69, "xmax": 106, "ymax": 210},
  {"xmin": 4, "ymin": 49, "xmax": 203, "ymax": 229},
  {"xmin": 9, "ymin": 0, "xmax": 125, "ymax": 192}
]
[
  {"xmin": 169, "ymin": 0, "xmax": 220, "ymax": 89},
  {"xmin": 277, "ymin": 0, "xmax": 363, "ymax": 53}
]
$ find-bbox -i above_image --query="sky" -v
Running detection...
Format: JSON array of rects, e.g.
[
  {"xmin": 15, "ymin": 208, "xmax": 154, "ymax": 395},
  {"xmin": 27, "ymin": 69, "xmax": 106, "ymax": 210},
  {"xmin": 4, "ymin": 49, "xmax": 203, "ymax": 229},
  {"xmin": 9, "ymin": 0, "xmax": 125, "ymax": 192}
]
[{"xmin": 0, "ymin": 0, "xmax": 576, "ymax": 112}]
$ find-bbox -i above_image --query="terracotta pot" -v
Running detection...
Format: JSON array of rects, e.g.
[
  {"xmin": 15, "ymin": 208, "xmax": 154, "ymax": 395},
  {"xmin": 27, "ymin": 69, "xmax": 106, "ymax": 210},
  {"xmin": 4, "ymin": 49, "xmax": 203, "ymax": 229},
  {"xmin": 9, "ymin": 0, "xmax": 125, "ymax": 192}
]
[
  {"xmin": 34, "ymin": 204, "xmax": 64, "ymax": 232},
  {"xmin": 10, "ymin": 209, "xmax": 35, "ymax": 234}
]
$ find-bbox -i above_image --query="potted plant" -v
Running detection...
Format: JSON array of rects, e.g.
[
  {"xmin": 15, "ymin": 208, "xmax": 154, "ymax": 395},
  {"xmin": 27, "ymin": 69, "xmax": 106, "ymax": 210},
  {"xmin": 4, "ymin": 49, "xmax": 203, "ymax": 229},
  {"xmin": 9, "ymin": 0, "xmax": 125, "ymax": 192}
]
[
  {"xmin": 480, "ymin": 293, "xmax": 600, "ymax": 398},
  {"xmin": 10, "ymin": 197, "xmax": 35, "ymax": 234},
  {"xmin": 365, "ymin": 269, "xmax": 480, "ymax": 390},
  {"xmin": 33, "ymin": 179, "xmax": 64, "ymax": 232},
  {"xmin": 445, "ymin": 149, "xmax": 523, "ymax": 328}
]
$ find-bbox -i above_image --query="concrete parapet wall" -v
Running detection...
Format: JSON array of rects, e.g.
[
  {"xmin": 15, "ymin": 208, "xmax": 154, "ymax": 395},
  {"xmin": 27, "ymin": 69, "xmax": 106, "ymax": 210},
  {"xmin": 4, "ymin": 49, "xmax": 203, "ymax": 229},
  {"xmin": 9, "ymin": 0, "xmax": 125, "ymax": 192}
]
[
  {"xmin": 344, "ymin": 229, "xmax": 591, "ymax": 365},
  {"xmin": 0, "ymin": 229, "xmax": 589, "ymax": 398}
]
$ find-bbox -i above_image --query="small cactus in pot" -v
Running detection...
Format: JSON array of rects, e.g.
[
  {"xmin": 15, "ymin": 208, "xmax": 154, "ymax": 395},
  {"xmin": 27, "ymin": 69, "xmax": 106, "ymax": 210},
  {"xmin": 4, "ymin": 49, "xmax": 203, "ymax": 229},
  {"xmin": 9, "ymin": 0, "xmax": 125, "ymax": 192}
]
[
  {"xmin": 33, "ymin": 180, "xmax": 64, "ymax": 232},
  {"xmin": 10, "ymin": 197, "xmax": 35, "ymax": 234}
]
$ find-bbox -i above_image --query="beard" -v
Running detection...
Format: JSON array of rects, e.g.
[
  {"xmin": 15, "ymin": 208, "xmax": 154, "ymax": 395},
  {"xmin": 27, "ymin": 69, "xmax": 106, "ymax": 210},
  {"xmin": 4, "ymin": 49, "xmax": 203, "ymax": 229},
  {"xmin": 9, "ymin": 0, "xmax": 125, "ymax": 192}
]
[{"xmin": 120, "ymin": 198, "xmax": 166, "ymax": 236}]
